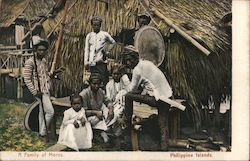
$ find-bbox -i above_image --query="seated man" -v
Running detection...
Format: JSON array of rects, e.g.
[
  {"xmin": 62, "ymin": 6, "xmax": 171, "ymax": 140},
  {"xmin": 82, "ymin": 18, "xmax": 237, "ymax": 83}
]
[
  {"xmin": 121, "ymin": 45, "xmax": 179, "ymax": 150},
  {"xmin": 79, "ymin": 73, "xmax": 114, "ymax": 143}
]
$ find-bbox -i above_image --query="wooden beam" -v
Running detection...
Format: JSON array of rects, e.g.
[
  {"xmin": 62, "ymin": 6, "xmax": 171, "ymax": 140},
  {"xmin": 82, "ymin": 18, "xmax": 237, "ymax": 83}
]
[
  {"xmin": 21, "ymin": 7, "xmax": 54, "ymax": 42},
  {"xmin": 152, "ymin": 9, "xmax": 211, "ymax": 56},
  {"xmin": 47, "ymin": 0, "xmax": 79, "ymax": 39}
]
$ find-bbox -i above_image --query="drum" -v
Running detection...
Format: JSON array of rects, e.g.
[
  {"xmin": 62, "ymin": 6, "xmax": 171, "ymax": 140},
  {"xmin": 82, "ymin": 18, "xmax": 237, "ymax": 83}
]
[{"xmin": 134, "ymin": 25, "xmax": 165, "ymax": 67}]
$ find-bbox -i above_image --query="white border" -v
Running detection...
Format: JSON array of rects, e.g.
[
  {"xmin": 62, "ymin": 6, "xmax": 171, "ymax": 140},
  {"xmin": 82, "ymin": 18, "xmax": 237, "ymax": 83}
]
[{"xmin": 0, "ymin": 0, "xmax": 249, "ymax": 160}]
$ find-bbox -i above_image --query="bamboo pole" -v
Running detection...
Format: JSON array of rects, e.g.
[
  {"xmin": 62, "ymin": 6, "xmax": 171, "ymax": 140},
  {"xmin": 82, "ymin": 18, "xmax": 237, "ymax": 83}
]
[
  {"xmin": 50, "ymin": 2, "xmax": 69, "ymax": 74},
  {"xmin": 152, "ymin": 9, "xmax": 211, "ymax": 56}
]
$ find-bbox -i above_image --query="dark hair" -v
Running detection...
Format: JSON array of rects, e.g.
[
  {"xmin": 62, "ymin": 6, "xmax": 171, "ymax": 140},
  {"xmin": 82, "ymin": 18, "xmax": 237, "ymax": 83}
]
[
  {"xmin": 137, "ymin": 15, "xmax": 151, "ymax": 24},
  {"xmin": 90, "ymin": 16, "xmax": 102, "ymax": 25},
  {"xmin": 89, "ymin": 73, "xmax": 102, "ymax": 83},
  {"xmin": 34, "ymin": 40, "xmax": 49, "ymax": 50},
  {"xmin": 122, "ymin": 51, "xmax": 139, "ymax": 61},
  {"xmin": 70, "ymin": 94, "xmax": 83, "ymax": 105},
  {"xmin": 111, "ymin": 63, "xmax": 125, "ymax": 75}
]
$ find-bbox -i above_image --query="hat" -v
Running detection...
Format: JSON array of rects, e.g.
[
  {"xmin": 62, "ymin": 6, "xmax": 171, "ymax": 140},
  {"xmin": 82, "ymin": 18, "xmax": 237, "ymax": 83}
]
[
  {"xmin": 90, "ymin": 16, "xmax": 103, "ymax": 23},
  {"xmin": 138, "ymin": 13, "xmax": 151, "ymax": 20},
  {"xmin": 33, "ymin": 37, "xmax": 48, "ymax": 49}
]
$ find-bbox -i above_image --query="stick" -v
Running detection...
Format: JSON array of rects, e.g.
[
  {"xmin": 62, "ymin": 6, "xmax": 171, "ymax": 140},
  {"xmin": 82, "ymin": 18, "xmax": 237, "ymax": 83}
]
[
  {"xmin": 50, "ymin": 2, "xmax": 69, "ymax": 74},
  {"xmin": 22, "ymin": 7, "xmax": 54, "ymax": 42},
  {"xmin": 152, "ymin": 8, "xmax": 211, "ymax": 56},
  {"xmin": 46, "ymin": 0, "xmax": 79, "ymax": 39},
  {"xmin": 28, "ymin": 21, "xmax": 49, "ymax": 141}
]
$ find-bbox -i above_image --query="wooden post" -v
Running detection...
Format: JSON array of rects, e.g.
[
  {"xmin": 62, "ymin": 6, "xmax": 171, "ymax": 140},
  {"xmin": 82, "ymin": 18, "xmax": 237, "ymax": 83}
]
[
  {"xmin": 17, "ymin": 52, "xmax": 23, "ymax": 100},
  {"xmin": 170, "ymin": 109, "xmax": 180, "ymax": 141},
  {"xmin": 131, "ymin": 128, "xmax": 139, "ymax": 151}
]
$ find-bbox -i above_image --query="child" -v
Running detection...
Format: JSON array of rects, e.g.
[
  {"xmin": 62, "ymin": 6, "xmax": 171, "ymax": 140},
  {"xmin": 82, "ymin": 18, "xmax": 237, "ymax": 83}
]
[
  {"xmin": 58, "ymin": 94, "xmax": 93, "ymax": 151},
  {"xmin": 106, "ymin": 64, "xmax": 130, "ymax": 135}
]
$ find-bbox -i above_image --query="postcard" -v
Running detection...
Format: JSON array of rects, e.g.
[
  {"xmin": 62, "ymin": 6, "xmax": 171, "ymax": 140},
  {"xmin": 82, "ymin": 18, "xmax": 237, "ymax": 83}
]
[{"xmin": 0, "ymin": 0, "xmax": 249, "ymax": 160}]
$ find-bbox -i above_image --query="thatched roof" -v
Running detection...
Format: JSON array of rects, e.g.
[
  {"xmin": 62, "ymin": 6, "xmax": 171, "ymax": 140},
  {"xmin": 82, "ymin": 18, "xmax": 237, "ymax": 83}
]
[
  {"xmin": 1, "ymin": 0, "xmax": 231, "ymax": 128},
  {"xmin": 148, "ymin": 0, "xmax": 231, "ymax": 53},
  {"xmin": 0, "ymin": 0, "xmax": 55, "ymax": 27},
  {"xmin": 0, "ymin": 0, "xmax": 29, "ymax": 27}
]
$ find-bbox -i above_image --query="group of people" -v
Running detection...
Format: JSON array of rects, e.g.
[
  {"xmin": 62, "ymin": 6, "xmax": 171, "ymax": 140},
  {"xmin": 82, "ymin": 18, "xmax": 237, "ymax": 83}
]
[{"xmin": 24, "ymin": 14, "xmax": 176, "ymax": 151}]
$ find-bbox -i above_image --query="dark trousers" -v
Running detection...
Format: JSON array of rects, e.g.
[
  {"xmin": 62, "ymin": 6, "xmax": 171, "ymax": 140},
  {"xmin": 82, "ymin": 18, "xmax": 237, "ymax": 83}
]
[
  {"xmin": 125, "ymin": 92, "xmax": 170, "ymax": 150},
  {"xmin": 89, "ymin": 62, "xmax": 109, "ymax": 86}
]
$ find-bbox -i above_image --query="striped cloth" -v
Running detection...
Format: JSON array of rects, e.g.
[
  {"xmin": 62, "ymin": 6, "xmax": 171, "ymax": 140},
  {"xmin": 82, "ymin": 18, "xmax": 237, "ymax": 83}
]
[{"xmin": 23, "ymin": 57, "xmax": 51, "ymax": 95}]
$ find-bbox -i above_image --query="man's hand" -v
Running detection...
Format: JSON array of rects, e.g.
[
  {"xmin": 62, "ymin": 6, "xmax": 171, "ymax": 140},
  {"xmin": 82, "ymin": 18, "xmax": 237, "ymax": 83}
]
[
  {"xmin": 53, "ymin": 66, "xmax": 65, "ymax": 74},
  {"xmin": 35, "ymin": 91, "xmax": 43, "ymax": 99},
  {"xmin": 50, "ymin": 67, "xmax": 65, "ymax": 79},
  {"xmin": 106, "ymin": 109, "xmax": 114, "ymax": 123},
  {"xmin": 73, "ymin": 120, "xmax": 79, "ymax": 128}
]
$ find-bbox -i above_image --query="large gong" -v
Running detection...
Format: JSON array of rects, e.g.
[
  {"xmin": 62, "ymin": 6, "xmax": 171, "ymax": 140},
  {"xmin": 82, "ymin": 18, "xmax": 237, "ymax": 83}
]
[{"xmin": 134, "ymin": 25, "xmax": 165, "ymax": 67}]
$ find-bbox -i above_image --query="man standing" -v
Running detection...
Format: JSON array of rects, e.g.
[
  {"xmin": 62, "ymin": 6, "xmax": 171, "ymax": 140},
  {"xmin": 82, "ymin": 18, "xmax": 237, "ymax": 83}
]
[
  {"xmin": 84, "ymin": 16, "xmax": 116, "ymax": 86},
  {"xmin": 24, "ymin": 39, "xmax": 54, "ymax": 138},
  {"xmin": 121, "ymin": 45, "xmax": 176, "ymax": 150}
]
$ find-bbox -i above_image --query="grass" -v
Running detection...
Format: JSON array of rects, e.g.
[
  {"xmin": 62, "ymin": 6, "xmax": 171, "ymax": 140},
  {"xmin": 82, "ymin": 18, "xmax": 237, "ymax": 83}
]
[
  {"xmin": 0, "ymin": 102, "xmax": 56, "ymax": 151},
  {"xmin": 0, "ymin": 100, "xmax": 119, "ymax": 151}
]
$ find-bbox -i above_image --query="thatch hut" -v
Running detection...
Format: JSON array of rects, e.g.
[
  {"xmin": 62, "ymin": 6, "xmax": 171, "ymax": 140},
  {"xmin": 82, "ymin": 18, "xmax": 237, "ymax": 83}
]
[{"xmin": 0, "ymin": 0, "xmax": 231, "ymax": 129}]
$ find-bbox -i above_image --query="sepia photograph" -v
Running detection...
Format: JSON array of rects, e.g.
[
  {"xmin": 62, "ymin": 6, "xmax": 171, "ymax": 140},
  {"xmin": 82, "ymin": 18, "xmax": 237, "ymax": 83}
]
[{"xmin": 0, "ymin": 0, "xmax": 249, "ymax": 160}]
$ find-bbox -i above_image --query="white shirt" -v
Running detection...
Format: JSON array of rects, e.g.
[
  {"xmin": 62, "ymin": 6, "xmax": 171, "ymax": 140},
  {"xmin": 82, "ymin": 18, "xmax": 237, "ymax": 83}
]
[
  {"xmin": 84, "ymin": 31, "xmax": 115, "ymax": 65},
  {"xmin": 126, "ymin": 60, "xmax": 173, "ymax": 103}
]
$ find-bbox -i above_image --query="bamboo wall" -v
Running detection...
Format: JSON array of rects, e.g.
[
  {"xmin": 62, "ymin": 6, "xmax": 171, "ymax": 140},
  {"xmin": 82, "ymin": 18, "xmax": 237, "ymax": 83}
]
[{"xmin": 0, "ymin": 25, "xmax": 16, "ymax": 46}]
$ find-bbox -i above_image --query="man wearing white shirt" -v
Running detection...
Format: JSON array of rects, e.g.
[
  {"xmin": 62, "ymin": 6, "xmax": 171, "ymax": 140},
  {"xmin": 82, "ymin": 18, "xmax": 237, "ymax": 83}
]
[
  {"xmin": 84, "ymin": 16, "xmax": 116, "ymax": 86},
  {"xmin": 122, "ymin": 45, "xmax": 173, "ymax": 151}
]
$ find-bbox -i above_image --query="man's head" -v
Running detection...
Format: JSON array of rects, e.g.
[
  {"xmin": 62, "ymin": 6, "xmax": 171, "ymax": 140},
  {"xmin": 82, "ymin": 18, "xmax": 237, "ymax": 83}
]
[
  {"xmin": 111, "ymin": 64, "xmax": 125, "ymax": 83},
  {"xmin": 122, "ymin": 45, "xmax": 139, "ymax": 69},
  {"xmin": 91, "ymin": 16, "xmax": 102, "ymax": 33},
  {"xmin": 34, "ymin": 39, "xmax": 49, "ymax": 60},
  {"xmin": 89, "ymin": 73, "xmax": 102, "ymax": 92},
  {"xmin": 137, "ymin": 14, "xmax": 151, "ymax": 28}
]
